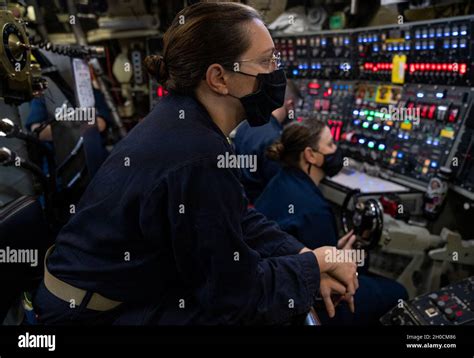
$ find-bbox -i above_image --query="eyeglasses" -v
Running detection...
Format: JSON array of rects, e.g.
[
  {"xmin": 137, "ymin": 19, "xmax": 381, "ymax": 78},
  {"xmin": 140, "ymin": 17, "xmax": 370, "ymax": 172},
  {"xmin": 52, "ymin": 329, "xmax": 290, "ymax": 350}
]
[{"xmin": 236, "ymin": 50, "xmax": 282, "ymax": 71}]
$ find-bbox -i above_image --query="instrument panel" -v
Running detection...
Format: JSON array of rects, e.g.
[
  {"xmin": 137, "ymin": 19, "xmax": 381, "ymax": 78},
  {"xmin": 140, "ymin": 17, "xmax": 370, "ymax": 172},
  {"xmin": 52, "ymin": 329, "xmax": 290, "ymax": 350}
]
[{"xmin": 273, "ymin": 15, "xmax": 474, "ymax": 196}]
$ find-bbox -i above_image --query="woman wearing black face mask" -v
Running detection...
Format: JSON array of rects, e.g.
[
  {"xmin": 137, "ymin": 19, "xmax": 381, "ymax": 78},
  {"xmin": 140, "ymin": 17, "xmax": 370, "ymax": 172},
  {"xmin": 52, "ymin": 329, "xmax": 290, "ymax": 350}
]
[
  {"xmin": 34, "ymin": 2, "xmax": 359, "ymax": 325},
  {"xmin": 233, "ymin": 80, "xmax": 302, "ymax": 204},
  {"xmin": 255, "ymin": 118, "xmax": 408, "ymax": 325}
]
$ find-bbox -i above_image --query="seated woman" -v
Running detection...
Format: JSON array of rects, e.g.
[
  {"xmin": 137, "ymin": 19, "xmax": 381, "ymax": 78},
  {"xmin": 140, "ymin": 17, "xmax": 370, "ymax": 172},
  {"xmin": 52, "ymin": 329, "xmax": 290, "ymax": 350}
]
[{"xmin": 255, "ymin": 118, "xmax": 408, "ymax": 325}]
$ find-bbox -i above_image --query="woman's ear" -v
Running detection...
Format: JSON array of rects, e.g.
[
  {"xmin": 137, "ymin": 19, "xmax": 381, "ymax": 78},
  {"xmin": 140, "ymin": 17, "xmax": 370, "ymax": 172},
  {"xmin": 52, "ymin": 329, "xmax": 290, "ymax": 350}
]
[
  {"xmin": 205, "ymin": 64, "xmax": 229, "ymax": 95},
  {"xmin": 303, "ymin": 147, "xmax": 320, "ymax": 165}
]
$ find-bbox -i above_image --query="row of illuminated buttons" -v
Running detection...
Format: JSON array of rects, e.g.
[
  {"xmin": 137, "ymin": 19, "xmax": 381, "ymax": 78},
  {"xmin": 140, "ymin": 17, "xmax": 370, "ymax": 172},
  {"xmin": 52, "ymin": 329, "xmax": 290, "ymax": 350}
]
[
  {"xmin": 406, "ymin": 102, "xmax": 459, "ymax": 123},
  {"xmin": 341, "ymin": 132, "xmax": 387, "ymax": 151},
  {"xmin": 296, "ymin": 63, "xmax": 352, "ymax": 70},
  {"xmin": 352, "ymin": 112, "xmax": 455, "ymax": 138},
  {"xmin": 389, "ymin": 151, "xmax": 439, "ymax": 171},
  {"xmin": 414, "ymin": 25, "xmax": 468, "ymax": 39},
  {"xmin": 362, "ymin": 62, "xmax": 396, "ymax": 72},
  {"xmin": 409, "ymin": 63, "xmax": 467, "ymax": 75},
  {"xmin": 414, "ymin": 39, "xmax": 468, "ymax": 50},
  {"xmin": 275, "ymin": 36, "xmax": 351, "ymax": 47},
  {"xmin": 353, "ymin": 116, "xmax": 455, "ymax": 139}
]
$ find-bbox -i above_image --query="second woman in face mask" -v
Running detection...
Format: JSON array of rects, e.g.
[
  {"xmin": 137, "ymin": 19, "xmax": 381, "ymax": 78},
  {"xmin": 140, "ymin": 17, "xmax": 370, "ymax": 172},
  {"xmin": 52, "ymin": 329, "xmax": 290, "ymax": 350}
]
[{"xmin": 255, "ymin": 118, "xmax": 408, "ymax": 325}]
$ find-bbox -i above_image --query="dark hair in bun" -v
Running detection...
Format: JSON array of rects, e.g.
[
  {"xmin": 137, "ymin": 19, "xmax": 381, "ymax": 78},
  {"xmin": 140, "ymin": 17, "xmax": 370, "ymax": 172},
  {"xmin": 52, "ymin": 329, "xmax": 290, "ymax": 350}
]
[
  {"xmin": 266, "ymin": 141, "xmax": 285, "ymax": 161},
  {"xmin": 266, "ymin": 117, "xmax": 327, "ymax": 168},
  {"xmin": 143, "ymin": 2, "xmax": 261, "ymax": 95},
  {"xmin": 144, "ymin": 55, "xmax": 168, "ymax": 84}
]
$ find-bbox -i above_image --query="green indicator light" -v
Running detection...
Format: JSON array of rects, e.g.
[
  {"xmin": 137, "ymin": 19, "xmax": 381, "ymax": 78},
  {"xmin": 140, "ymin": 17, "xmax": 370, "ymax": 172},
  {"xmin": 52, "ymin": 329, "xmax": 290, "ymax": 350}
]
[{"xmin": 362, "ymin": 122, "xmax": 369, "ymax": 128}]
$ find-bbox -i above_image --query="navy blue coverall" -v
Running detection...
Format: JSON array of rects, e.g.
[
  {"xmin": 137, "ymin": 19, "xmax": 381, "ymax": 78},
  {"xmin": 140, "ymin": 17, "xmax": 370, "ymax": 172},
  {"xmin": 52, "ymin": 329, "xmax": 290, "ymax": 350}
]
[
  {"xmin": 233, "ymin": 116, "xmax": 282, "ymax": 203},
  {"xmin": 34, "ymin": 93, "xmax": 322, "ymax": 325},
  {"xmin": 255, "ymin": 166, "xmax": 408, "ymax": 325}
]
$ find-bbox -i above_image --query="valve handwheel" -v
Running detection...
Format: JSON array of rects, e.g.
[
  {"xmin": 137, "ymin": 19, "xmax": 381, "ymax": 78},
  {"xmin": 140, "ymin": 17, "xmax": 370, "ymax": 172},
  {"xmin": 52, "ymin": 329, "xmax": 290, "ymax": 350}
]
[{"xmin": 341, "ymin": 189, "xmax": 384, "ymax": 250}]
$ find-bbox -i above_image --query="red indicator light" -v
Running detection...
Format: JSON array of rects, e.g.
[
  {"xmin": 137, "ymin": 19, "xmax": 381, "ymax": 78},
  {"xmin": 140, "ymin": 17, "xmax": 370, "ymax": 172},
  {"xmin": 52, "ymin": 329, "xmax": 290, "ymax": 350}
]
[
  {"xmin": 460, "ymin": 63, "xmax": 467, "ymax": 75},
  {"xmin": 421, "ymin": 105, "xmax": 428, "ymax": 118},
  {"xmin": 448, "ymin": 108, "xmax": 459, "ymax": 123},
  {"xmin": 335, "ymin": 123, "xmax": 342, "ymax": 141},
  {"xmin": 156, "ymin": 86, "xmax": 169, "ymax": 97},
  {"xmin": 428, "ymin": 105, "xmax": 436, "ymax": 119}
]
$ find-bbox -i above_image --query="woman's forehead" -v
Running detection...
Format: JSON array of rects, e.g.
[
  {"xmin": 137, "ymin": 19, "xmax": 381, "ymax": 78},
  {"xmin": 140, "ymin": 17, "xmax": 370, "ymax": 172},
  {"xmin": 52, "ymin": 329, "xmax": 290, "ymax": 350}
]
[{"xmin": 242, "ymin": 19, "xmax": 274, "ymax": 57}]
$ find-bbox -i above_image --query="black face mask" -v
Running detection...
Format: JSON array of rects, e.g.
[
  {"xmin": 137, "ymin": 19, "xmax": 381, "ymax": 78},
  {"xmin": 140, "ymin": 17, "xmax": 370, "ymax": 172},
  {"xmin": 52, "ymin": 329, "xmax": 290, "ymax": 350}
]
[
  {"xmin": 229, "ymin": 69, "xmax": 287, "ymax": 127},
  {"xmin": 316, "ymin": 147, "xmax": 344, "ymax": 177}
]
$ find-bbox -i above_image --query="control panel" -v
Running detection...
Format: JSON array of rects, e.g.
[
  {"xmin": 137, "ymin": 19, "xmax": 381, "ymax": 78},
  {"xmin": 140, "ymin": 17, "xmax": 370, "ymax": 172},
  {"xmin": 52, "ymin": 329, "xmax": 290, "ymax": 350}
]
[
  {"xmin": 273, "ymin": 15, "xmax": 474, "ymax": 194},
  {"xmin": 295, "ymin": 79, "xmax": 354, "ymax": 142},
  {"xmin": 276, "ymin": 32, "xmax": 354, "ymax": 80},
  {"xmin": 340, "ymin": 83, "xmax": 472, "ymax": 183},
  {"xmin": 381, "ymin": 276, "xmax": 474, "ymax": 325}
]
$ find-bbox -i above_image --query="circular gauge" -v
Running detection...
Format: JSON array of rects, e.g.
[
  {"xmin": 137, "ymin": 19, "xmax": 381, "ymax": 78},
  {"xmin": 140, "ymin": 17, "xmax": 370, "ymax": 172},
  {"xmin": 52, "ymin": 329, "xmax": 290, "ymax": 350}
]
[{"xmin": 2, "ymin": 22, "xmax": 27, "ymax": 70}]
